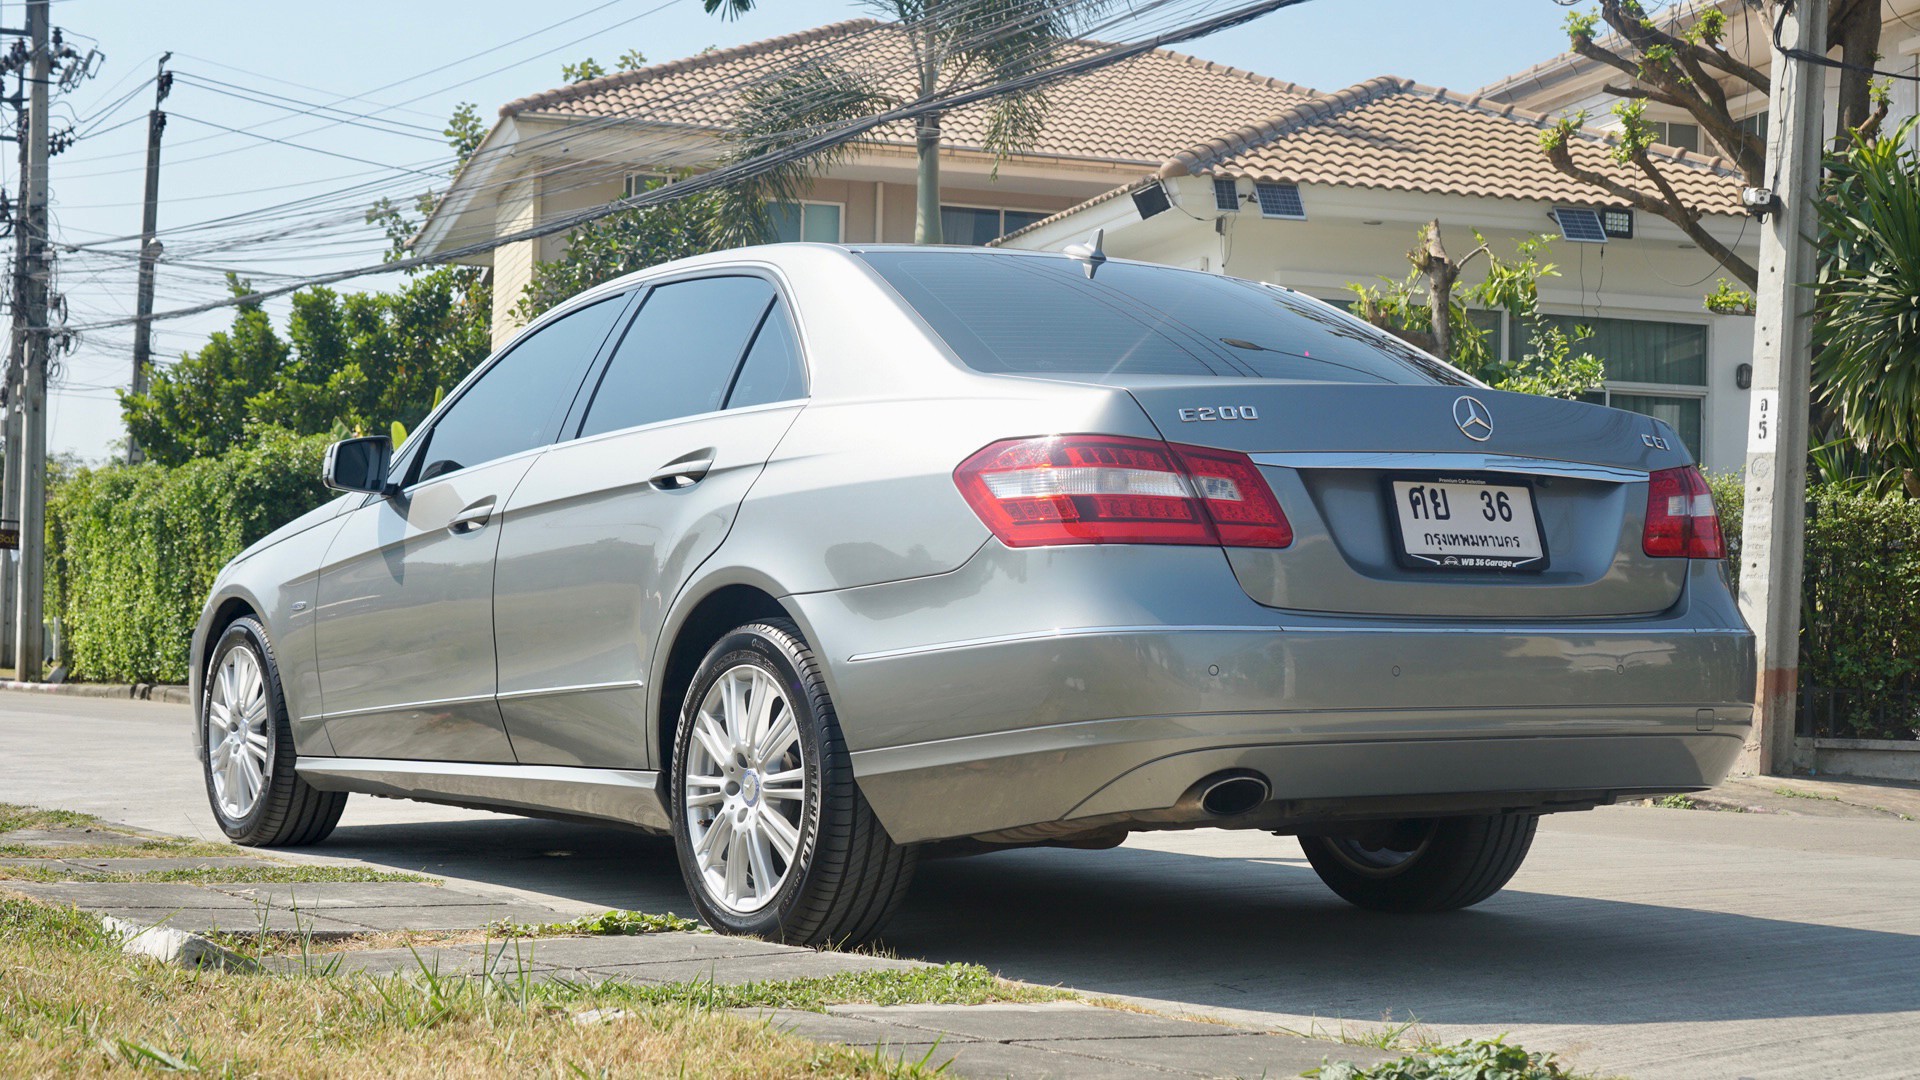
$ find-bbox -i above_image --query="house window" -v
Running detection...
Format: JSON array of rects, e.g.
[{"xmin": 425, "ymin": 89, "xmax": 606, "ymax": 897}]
[
  {"xmin": 939, "ymin": 205, "xmax": 1048, "ymax": 245},
  {"xmin": 770, "ymin": 202, "xmax": 843, "ymax": 243},
  {"xmin": 1650, "ymin": 120, "xmax": 1701, "ymax": 152},
  {"xmin": 623, "ymin": 172, "xmax": 670, "ymax": 198},
  {"xmin": 1737, "ymin": 112, "xmax": 1768, "ymax": 143},
  {"xmin": 1522, "ymin": 314, "xmax": 1710, "ymax": 462}
]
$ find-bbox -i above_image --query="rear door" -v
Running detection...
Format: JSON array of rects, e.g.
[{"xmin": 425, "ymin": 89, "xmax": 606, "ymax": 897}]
[
  {"xmin": 492, "ymin": 274, "xmax": 807, "ymax": 768},
  {"xmin": 314, "ymin": 294, "xmax": 629, "ymax": 761}
]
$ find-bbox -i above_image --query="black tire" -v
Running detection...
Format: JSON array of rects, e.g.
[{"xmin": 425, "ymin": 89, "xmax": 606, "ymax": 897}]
[
  {"xmin": 200, "ymin": 618, "xmax": 345, "ymax": 846},
  {"xmin": 670, "ymin": 618, "xmax": 915, "ymax": 946},
  {"xmin": 1298, "ymin": 813, "xmax": 1537, "ymax": 913}
]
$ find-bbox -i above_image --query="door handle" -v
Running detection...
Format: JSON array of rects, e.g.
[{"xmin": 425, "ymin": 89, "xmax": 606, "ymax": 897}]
[
  {"xmin": 447, "ymin": 497, "xmax": 495, "ymax": 535},
  {"xmin": 649, "ymin": 455, "xmax": 714, "ymax": 490}
]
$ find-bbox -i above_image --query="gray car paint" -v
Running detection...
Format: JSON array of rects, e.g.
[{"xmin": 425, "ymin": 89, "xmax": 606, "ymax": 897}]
[{"xmin": 191, "ymin": 244, "xmax": 1755, "ymax": 847}]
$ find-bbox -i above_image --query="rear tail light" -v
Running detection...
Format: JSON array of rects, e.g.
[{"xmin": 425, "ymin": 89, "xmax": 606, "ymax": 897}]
[
  {"xmin": 1643, "ymin": 465, "xmax": 1725, "ymax": 559},
  {"xmin": 954, "ymin": 435, "xmax": 1292, "ymax": 549}
]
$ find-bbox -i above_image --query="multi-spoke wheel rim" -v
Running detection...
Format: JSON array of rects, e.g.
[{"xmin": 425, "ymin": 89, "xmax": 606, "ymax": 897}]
[
  {"xmin": 684, "ymin": 663, "xmax": 807, "ymax": 915},
  {"xmin": 207, "ymin": 646, "xmax": 271, "ymax": 820}
]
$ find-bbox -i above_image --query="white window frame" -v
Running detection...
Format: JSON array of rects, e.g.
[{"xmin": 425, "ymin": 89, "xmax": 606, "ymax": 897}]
[
  {"xmin": 938, "ymin": 202, "xmax": 1054, "ymax": 244},
  {"xmin": 771, "ymin": 200, "xmax": 846, "ymax": 243}
]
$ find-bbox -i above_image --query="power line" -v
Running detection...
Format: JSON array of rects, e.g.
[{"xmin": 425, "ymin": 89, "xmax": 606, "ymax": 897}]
[{"xmin": 64, "ymin": 0, "xmax": 1314, "ymax": 334}]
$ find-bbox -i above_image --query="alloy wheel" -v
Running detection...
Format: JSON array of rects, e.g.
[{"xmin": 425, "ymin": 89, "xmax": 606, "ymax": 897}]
[
  {"xmin": 683, "ymin": 663, "xmax": 807, "ymax": 914},
  {"xmin": 207, "ymin": 645, "xmax": 272, "ymax": 820}
]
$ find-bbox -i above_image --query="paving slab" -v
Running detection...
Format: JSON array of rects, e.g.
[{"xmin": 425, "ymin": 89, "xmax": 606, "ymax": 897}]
[
  {"xmin": 926, "ymin": 1039, "xmax": 1181, "ymax": 1079},
  {"xmin": 41, "ymin": 856, "xmax": 283, "ymax": 874},
  {"xmin": 0, "ymin": 827, "xmax": 149, "ymax": 849},
  {"xmin": 580, "ymin": 947, "xmax": 923, "ymax": 984},
  {"xmin": 447, "ymin": 931, "xmax": 791, "ymax": 969},
  {"xmin": 265, "ymin": 946, "xmax": 564, "ymax": 979},
  {"xmin": 830, "ymin": 1001, "xmax": 1237, "ymax": 1042},
  {"xmin": 97, "ymin": 906, "xmax": 372, "ymax": 935},
  {"xmin": 1015, "ymin": 1033, "xmax": 1382, "ymax": 1077},
  {"xmin": 736, "ymin": 1007, "xmax": 972, "ymax": 1047},
  {"xmin": 4, "ymin": 881, "xmax": 263, "ymax": 909}
]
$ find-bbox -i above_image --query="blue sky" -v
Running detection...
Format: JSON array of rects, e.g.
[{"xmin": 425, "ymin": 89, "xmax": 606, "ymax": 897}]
[{"xmin": 46, "ymin": 0, "xmax": 1574, "ymax": 459}]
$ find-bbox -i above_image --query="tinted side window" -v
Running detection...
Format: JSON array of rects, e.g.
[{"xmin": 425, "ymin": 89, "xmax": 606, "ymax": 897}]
[
  {"xmin": 579, "ymin": 276, "xmax": 776, "ymax": 438},
  {"xmin": 725, "ymin": 299, "xmax": 806, "ymax": 408},
  {"xmin": 413, "ymin": 296, "xmax": 625, "ymax": 483}
]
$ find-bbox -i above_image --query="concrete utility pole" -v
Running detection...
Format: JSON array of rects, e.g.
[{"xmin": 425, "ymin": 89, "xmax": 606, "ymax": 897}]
[
  {"xmin": 0, "ymin": 38, "xmax": 25, "ymax": 672},
  {"xmin": 126, "ymin": 52, "xmax": 169, "ymax": 464},
  {"xmin": 1735, "ymin": 0, "xmax": 1827, "ymax": 775},
  {"xmin": 14, "ymin": 0, "xmax": 48, "ymax": 680}
]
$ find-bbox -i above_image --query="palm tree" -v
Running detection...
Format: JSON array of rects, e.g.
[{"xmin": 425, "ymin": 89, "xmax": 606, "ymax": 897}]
[{"xmin": 707, "ymin": 0, "xmax": 1107, "ymax": 245}]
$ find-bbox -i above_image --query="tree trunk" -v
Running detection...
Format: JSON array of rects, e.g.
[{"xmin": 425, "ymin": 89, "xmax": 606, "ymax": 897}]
[
  {"xmin": 1829, "ymin": 0, "xmax": 1883, "ymax": 141},
  {"xmin": 915, "ymin": 110, "xmax": 943, "ymax": 245},
  {"xmin": 1410, "ymin": 220, "xmax": 1460, "ymax": 363}
]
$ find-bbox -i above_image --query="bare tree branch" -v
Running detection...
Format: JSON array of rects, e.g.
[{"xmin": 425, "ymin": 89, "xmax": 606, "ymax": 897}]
[{"xmin": 1541, "ymin": 131, "xmax": 1757, "ymax": 288}]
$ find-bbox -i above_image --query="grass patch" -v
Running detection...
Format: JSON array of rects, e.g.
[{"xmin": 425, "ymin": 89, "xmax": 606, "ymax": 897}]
[
  {"xmin": 1311, "ymin": 1037, "xmax": 1590, "ymax": 1079},
  {"xmin": 1653, "ymin": 794, "xmax": 1697, "ymax": 810},
  {"xmin": 0, "ymin": 894, "xmax": 940, "ymax": 1078},
  {"xmin": 489, "ymin": 908, "xmax": 698, "ymax": 938},
  {"xmin": 1773, "ymin": 786, "xmax": 1842, "ymax": 802},
  {"xmin": 0, "ymin": 803, "xmax": 102, "ymax": 833},
  {"xmin": 0, "ymin": 801, "xmax": 237, "ymax": 860},
  {"xmin": 540, "ymin": 962, "xmax": 1065, "ymax": 1013},
  {"xmin": 0, "ymin": 864, "xmax": 434, "ymax": 885}
]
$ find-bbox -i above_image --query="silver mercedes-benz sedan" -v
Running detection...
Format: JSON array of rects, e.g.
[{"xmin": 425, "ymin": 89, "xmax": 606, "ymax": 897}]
[{"xmin": 191, "ymin": 244, "xmax": 1754, "ymax": 944}]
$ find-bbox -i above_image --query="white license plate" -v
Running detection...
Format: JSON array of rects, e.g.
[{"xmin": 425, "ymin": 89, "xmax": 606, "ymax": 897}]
[{"xmin": 1390, "ymin": 480, "xmax": 1545, "ymax": 570}]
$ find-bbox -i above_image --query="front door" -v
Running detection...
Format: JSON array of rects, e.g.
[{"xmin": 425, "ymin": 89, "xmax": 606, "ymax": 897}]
[
  {"xmin": 314, "ymin": 293, "xmax": 629, "ymax": 761},
  {"xmin": 492, "ymin": 275, "xmax": 809, "ymax": 768}
]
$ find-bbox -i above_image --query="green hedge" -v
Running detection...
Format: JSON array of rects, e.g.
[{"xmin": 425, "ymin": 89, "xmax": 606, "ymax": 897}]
[
  {"xmin": 46, "ymin": 428, "xmax": 333, "ymax": 684},
  {"xmin": 1710, "ymin": 477, "xmax": 1920, "ymax": 740}
]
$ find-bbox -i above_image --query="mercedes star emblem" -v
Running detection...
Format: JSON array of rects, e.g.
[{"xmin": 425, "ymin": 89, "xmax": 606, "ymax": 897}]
[{"xmin": 1453, "ymin": 395, "xmax": 1493, "ymax": 441}]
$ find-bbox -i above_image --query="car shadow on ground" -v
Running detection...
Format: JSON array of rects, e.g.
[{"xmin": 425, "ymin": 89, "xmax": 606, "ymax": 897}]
[{"xmin": 316, "ymin": 816, "xmax": 1920, "ymax": 1028}]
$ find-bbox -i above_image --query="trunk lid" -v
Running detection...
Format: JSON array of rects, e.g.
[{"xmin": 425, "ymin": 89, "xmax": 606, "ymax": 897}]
[{"xmin": 1123, "ymin": 380, "xmax": 1696, "ymax": 619}]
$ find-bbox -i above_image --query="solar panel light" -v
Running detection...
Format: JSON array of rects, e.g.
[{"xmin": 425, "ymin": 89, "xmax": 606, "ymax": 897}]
[
  {"xmin": 1741, "ymin": 186, "xmax": 1780, "ymax": 219},
  {"xmin": 1551, "ymin": 207, "xmax": 1608, "ymax": 243},
  {"xmin": 1601, "ymin": 208, "xmax": 1634, "ymax": 239},
  {"xmin": 1254, "ymin": 182, "xmax": 1305, "ymax": 220},
  {"xmin": 1213, "ymin": 177, "xmax": 1241, "ymax": 213}
]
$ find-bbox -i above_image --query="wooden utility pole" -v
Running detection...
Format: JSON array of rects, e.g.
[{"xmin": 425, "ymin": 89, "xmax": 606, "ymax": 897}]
[
  {"xmin": 1735, "ymin": 0, "xmax": 1827, "ymax": 775},
  {"xmin": 14, "ymin": 0, "xmax": 48, "ymax": 680},
  {"xmin": 126, "ymin": 52, "xmax": 169, "ymax": 464}
]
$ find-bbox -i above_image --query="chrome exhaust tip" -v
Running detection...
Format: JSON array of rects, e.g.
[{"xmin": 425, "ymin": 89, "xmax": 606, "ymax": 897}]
[{"xmin": 1196, "ymin": 771, "xmax": 1271, "ymax": 817}]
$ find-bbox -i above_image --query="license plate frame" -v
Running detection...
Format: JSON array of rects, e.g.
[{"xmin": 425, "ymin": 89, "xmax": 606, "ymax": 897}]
[{"xmin": 1383, "ymin": 474, "xmax": 1549, "ymax": 573}]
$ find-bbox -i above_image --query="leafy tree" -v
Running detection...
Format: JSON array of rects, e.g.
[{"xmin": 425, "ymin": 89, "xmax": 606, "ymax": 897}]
[
  {"xmin": 120, "ymin": 268, "xmax": 492, "ymax": 466},
  {"xmin": 706, "ymin": 0, "xmax": 1112, "ymax": 244},
  {"xmin": 562, "ymin": 57, "xmax": 607, "ymax": 83},
  {"xmin": 1346, "ymin": 222, "xmax": 1604, "ymax": 399},
  {"xmin": 515, "ymin": 179, "xmax": 732, "ymax": 320},
  {"xmin": 1811, "ymin": 118, "xmax": 1920, "ymax": 494},
  {"xmin": 1538, "ymin": 1, "xmax": 1886, "ymax": 290}
]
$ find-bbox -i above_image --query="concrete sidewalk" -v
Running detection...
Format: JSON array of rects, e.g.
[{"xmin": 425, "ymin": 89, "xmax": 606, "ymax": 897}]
[{"xmin": 1, "ymin": 815, "xmax": 1383, "ymax": 1079}]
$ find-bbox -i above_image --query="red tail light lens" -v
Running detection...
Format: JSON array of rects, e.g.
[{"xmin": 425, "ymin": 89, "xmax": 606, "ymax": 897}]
[
  {"xmin": 954, "ymin": 435, "xmax": 1292, "ymax": 549},
  {"xmin": 1643, "ymin": 465, "xmax": 1725, "ymax": 559}
]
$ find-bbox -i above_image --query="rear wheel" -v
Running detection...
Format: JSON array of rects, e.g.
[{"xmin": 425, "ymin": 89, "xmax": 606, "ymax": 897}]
[
  {"xmin": 671, "ymin": 619, "xmax": 915, "ymax": 946},
  {"xmin": 202, "ymin": 618, "xmax": 346, "ymax": 846},
  {"xmin": 1299, "ymin": 813, "xmax": 1536, "ymax": 912}
]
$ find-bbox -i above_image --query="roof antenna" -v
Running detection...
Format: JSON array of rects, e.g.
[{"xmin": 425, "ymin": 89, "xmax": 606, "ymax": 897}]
[{"xmin": 1064, "ymin": 228, "xmax": 1106, "ymax": 279}]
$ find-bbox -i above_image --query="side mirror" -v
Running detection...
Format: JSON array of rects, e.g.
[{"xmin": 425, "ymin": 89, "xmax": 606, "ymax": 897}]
[{"xmin": 323, "ymin": 436, "xmax": 394, "ymax": 495}]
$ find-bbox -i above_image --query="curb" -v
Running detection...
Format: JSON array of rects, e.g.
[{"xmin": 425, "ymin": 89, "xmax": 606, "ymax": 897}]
[
  {"xmin": 101, "ymin": 914, "xmax": 257, "ymax": 971},
  {"xmin": 0, "ymin": 680, "xmax": 190, "ymax": 704}
]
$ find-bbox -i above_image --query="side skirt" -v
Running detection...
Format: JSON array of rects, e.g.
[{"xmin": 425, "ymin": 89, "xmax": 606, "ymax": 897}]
[{"xmin": 295, "ymin": 757, "xmax": 671, "ymax": 832}]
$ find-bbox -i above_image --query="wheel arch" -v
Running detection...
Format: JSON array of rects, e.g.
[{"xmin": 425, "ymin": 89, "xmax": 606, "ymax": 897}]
[
  {"xmin": 650, "ymin": 569, "xmax": 819, "ymax": 777},
  {"xmin": 190, "ymin": 587, "xmax": 267, "ymax": 757}
]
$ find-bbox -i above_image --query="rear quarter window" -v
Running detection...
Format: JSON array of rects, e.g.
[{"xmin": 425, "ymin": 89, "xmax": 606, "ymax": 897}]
[{"xmin": 857, "ymin": 251, "xmax": 1467, "ymax": 386}]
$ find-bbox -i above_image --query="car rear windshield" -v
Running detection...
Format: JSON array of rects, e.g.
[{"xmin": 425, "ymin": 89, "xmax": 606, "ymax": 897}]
[{"xmin": 856, "ymin": 250, "xmax": 1468, "ymax": 386}]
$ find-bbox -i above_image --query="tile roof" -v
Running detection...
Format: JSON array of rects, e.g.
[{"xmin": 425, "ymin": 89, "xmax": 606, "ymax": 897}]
[
  {"xmin": 499, "ymin": 19, "xmax": 1315, "ymax": 165},
  {"xmin": 995, "ymin": 77, "xmax": 1743, "ymax": 246},
  {"xmin": 1161, "ymin": 77, "xmax": 1743, "ymax": 212}
]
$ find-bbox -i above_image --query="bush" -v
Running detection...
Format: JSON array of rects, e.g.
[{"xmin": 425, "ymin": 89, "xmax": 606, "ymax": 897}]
[
  {"xmin": 1708, "ymin": 477, "xmax": 1920, "ymax": 739},
  {"xmin": 1310, "ymin": 1038, "xmax": 1575, "ymax": 1080},
  {"xmin": 47, "ymin": 428, "xmax": 334, "ymax": 684}
]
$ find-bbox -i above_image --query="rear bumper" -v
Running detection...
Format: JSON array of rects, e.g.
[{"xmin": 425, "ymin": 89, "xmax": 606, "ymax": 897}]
[{"xmin": 788, "ymin": 544, "xmax": 1754, "ymax": 844}]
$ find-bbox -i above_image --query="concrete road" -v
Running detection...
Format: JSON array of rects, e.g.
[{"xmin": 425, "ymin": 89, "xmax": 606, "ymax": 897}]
[{"xmin": 7, "ymin": 691, "xmax": 1917, "ymax": 1079}]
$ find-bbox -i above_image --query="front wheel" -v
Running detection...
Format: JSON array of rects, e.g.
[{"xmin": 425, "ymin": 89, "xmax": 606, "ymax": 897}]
[
  {"xmin": 201, "ymin": 617, "xmax": 346, "ymax": 846},
  {"xmin": 1299, "ymin": 813, "xmax": 1537, "ymax": 913},
  {"xmin": 671, "ymin": 619, "xmax": 915, "ymax": 946}
]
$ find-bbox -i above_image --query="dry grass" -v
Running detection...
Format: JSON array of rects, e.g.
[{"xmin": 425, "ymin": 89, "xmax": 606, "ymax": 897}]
[
  {"xmin": 0, "ymin": 802, "xmax": 239, "ymax": 860},
  {"xmin": 0, "ymin": 897, "xmax": 944, "ymax": 1078}
]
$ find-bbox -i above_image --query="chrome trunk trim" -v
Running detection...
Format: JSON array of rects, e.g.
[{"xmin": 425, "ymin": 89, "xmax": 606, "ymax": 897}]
[{"xmin": 1250, "ymin": 451, "xmax": 1648, "ymax": 483}]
